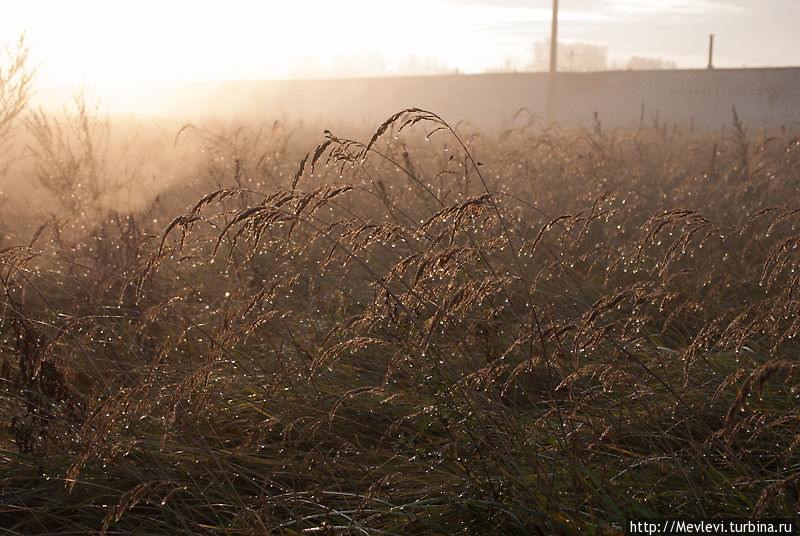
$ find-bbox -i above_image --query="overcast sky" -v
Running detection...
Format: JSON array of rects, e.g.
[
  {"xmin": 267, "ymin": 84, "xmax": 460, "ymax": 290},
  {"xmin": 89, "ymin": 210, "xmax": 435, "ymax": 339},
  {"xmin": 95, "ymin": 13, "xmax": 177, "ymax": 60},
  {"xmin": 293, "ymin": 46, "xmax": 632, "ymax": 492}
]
[{"xmin": 1, "ymin": 0, "xmax": 798, "ymax": 87}]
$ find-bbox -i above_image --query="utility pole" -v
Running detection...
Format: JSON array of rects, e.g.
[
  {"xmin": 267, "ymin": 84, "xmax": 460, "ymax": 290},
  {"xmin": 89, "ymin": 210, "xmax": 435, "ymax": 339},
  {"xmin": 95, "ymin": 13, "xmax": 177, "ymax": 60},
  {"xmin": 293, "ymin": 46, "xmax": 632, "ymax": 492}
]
[
  {"xmin": 707, "ymin": 34, "xmax": 714, "ymax": 69},
  {"xmin": 547, "ymin": 0, "xmax": 559, "ymax": 121},
  {"xmin": 550, "ymin": 0, "xmax": 558, "ymax": 74}
]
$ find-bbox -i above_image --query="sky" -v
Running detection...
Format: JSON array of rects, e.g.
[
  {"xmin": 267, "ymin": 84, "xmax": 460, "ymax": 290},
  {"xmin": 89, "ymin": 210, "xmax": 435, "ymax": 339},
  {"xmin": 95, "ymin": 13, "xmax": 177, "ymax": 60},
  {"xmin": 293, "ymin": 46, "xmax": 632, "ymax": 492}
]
[{"xmin": 1, "ymin": 0, "xmax": 798, "ymax": 88}]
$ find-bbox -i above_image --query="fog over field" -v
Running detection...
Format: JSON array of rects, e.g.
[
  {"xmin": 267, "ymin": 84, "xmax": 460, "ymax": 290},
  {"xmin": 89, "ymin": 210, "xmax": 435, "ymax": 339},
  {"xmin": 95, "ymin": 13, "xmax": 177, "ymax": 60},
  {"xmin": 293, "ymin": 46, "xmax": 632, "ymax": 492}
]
[{"xmin": 1, "ymin": 2, "xmax": 799, "ymax": 535}]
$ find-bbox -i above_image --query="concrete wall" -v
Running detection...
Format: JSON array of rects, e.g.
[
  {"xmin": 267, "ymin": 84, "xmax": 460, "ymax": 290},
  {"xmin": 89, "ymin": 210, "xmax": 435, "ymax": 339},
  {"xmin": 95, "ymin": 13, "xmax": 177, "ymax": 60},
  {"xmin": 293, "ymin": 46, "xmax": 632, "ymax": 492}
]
[
  {"xmin": 165, "ymin": 67, "xmax": 800, "ymax": 130},
  {"xmin": 548, "ymin": 68, "xmax": 800, "ymax": 129}
]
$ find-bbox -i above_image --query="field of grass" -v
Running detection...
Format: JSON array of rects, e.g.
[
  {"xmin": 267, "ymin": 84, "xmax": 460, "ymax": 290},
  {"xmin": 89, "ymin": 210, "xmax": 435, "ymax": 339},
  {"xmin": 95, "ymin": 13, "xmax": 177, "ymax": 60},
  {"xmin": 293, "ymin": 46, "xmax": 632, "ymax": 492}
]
[{"xmin": 1, "ymin": 98, "xmax": 800, "ymax": 534}]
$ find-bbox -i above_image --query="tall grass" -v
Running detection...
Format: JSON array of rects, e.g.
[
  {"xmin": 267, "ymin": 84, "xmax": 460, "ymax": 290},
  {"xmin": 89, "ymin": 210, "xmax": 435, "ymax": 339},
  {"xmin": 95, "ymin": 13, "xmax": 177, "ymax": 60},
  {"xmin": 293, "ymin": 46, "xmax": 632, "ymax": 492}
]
[{"xmin": 1, "ymin": 103, "xmax": 799, "ymax": 534}]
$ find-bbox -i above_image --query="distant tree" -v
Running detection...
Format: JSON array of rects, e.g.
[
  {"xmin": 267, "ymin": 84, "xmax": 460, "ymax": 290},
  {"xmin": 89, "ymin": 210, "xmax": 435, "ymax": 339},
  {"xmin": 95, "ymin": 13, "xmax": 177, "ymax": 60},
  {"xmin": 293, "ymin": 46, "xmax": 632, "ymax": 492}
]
[
  {"xmin": 288, "ymin": 52, "xmax": 451, "ymax": 79},
  {"xmin": 331, "ymin": 51, "xmax": 387, "ymax": 78},
  {"xmin": 529, "ymin": 39, "xmax": 608, "ymax": 72},
  {"xmin": 394, "ymin": 54, "xmax": 452, "ymax": 76},
  {"xmin": 288, "ymin": 55, "xmax": 326, "ymax": 79},
  {"xmin": 485, "ymin": 58, "xmax": 522, "ymax": 74},
  {"xmin": 624, "ymin": 56, "xmax": 678, "ymax": 70}
]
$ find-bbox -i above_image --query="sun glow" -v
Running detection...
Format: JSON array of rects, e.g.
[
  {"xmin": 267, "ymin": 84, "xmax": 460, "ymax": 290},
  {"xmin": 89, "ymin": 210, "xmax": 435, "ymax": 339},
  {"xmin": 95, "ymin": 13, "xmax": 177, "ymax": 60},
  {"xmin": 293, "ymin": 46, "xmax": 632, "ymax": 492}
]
[
  {"xmin": 2, "ymin": 0, "xmax": 795, "ymax": 110},
  {"xmin": 4, "ymin": 0, "xmax": 482, "ymax": 87}
]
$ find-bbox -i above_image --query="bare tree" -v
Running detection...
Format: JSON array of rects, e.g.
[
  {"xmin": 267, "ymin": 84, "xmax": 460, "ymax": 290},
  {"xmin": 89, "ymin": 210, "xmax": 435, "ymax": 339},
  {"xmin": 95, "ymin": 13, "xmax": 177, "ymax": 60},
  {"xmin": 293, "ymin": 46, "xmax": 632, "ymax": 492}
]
[
  {"xmin": 26, "ymin": 89, "xmax": 113, "ymax": 217},
  {"xmin": 0, "ymin": 35, "xmax": 35, "ymax": 159}
]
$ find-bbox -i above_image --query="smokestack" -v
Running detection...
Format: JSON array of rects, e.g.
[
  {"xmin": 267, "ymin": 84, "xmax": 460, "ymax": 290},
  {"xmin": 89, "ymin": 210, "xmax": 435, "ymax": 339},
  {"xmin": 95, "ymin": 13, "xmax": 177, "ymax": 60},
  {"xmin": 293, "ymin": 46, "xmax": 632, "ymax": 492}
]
[{"xmin": 707, "ymin": 34, "xmax": 714, "ymax": 69}]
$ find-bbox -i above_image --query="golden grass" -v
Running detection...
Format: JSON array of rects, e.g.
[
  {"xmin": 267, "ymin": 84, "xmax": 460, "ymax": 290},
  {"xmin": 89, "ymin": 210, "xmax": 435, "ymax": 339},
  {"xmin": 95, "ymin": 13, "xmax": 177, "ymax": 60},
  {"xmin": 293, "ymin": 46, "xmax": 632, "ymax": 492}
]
[{"xmin": 1, "ymin": 105, "xmax": 799, "ymax": 534}]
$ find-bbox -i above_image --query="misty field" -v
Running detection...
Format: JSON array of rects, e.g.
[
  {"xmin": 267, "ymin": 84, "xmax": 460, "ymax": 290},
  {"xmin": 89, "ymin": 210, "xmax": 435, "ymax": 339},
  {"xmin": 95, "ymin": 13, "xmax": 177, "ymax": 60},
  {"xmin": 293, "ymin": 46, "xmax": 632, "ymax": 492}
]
[{"xmin": 1, "ymin": 101, "xmax": 800, "ymax": 534}]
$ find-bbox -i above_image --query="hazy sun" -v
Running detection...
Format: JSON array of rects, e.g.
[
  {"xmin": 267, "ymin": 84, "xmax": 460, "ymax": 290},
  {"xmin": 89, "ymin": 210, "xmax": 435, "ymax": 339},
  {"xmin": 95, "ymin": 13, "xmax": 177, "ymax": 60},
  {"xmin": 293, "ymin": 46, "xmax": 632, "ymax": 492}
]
[
  {"xmin": 2, "ymin": 0, "xmax": 476, "ymax": 87},
  {"xmin": 3, "ymin": 0, "xmax": 786, "ymax": 98}
]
